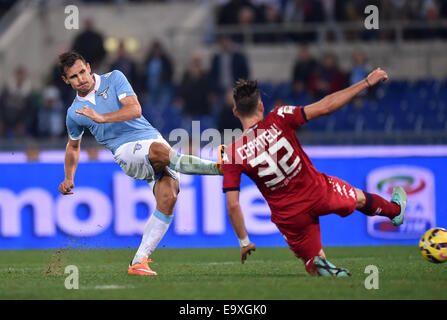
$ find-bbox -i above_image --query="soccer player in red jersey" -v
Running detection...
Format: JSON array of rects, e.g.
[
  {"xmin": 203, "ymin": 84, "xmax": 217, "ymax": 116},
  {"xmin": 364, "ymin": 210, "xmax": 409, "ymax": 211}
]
[{"xmin": 221, "ymin": 69, "xmax": 407, "ymax": 277}]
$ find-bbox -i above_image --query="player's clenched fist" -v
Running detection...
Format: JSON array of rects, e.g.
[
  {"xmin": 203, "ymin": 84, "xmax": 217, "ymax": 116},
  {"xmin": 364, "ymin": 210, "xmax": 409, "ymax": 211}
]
[
  {"xmin": 366, "ymin": 68, "xmax": 389, "ymax": 87},
  {"xmin": 240, "ymin": 243, "xmax": 256, "ymax": 264},
  {"xmin": 59, "ymin": 179, "xmax": 74, "ymax": 195}
]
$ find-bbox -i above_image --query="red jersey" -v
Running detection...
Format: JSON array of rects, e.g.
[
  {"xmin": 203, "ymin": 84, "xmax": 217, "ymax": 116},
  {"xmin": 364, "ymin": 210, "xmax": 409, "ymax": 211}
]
[{"xmin": 222, "ymin": 105, "xmax": 328, "ymax": 225}]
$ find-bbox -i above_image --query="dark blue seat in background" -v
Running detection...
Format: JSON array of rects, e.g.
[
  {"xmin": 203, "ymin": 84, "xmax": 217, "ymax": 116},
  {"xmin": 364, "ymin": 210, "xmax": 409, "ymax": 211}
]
[
  {"xmin": 421, "ymin": 111, "xmax": 446, "ymax": 131},
  {"xmin": 362, "ymin": 101, "xmax": 390, "ymax": 132},
  {"xmin": 125, "ymin": 79, "xmax": 445, "ymax": 142}
]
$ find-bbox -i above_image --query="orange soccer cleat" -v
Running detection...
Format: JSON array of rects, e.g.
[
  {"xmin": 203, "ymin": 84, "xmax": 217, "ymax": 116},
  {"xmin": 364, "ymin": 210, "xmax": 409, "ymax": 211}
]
[
  {"xmin": 216, "ymin": 144, "xmax": 226, "ymax": 174},
  {"xmin": 128, "ymin": 257, "xmax": 157, "ymax": 276}
]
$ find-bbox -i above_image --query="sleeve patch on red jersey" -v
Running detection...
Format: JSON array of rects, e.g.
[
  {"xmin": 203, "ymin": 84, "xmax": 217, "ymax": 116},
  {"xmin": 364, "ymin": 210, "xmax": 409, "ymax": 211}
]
[{"xmin": 276, "ymin": 106, "xmax": 296, "ymax": 118}]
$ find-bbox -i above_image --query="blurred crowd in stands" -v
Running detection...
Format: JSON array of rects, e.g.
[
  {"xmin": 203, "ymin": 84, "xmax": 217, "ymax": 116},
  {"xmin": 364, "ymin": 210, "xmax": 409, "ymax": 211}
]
[
  {"xmin": 215, "ymin": 0, "xmax": 447, "ymax": 25},
  {"xmin": 2, "ymin": 0, "xmax": 446, "ymax": 40},
  {"xmin": 215, "ymin": 0, "xmax": 447, "ymax": 42},
  {"xmin": 0, "ymin": 18, "xmax": 374, "ymax": 141},
  {"xmin": 0, "ymin": 20, "xmax": 252, "ymax": 140},
  {"xmin": 0, "ymin": 0, "xmax": 446, "ymax": 145}
]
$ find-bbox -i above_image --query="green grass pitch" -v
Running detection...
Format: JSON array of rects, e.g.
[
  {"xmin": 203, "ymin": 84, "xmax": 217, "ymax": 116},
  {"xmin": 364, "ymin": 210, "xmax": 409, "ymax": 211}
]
[{"xmin": 0, "ymin": 246, "xmax": 446, "ymax": 300}]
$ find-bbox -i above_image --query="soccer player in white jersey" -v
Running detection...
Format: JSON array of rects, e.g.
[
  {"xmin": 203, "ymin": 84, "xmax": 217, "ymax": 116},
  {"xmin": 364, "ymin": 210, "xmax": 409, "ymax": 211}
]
[{"xmin": 57, "ymin": 51, "xmax": 221, "ymax": 275}]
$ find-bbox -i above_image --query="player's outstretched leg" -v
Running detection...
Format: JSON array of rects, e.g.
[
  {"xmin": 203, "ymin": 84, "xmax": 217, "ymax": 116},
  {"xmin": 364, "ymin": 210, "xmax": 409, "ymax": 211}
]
[
  {"xmin": 149, "ymin": 142, "xmax": 222, "ymax": 176},
  {"xmin": 355, "ymin": 187, "xmax": 407, "ymax": 226},
  {"xmin": 305, "ymin": 255, "xmax": 351, "ymax": 277},
  {"xmin": 169, "ymin": 151, "xmax": 222, "ymax": 175},
  {"xmin": 279, "ymin": 218, "xmax": 351, "ymax": 277}
]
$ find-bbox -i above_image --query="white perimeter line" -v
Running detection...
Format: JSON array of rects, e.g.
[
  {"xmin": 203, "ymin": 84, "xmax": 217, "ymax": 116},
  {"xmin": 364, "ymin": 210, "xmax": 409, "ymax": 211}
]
[
  {"xmin": 303, "ymin": 145, "xmax": 447, "ymax": 158},
  {"xmin": 0, "ymin": 145, "xmax": 447, "ymax": 163}
]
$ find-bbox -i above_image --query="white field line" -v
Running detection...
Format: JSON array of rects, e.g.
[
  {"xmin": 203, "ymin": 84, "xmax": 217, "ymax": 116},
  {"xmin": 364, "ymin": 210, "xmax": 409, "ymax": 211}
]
[
  {"xmin": 81, "ymin": 285, "xmax": 136, "ymax": 290},
  {"xmin": 0, "ymin": 266, "xmax": 43, "ymax": 272}
]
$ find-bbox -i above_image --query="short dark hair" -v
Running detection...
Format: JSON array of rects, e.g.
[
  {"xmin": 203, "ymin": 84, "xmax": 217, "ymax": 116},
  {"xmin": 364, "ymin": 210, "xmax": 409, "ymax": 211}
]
[
  {"xmin": 233, "ymin": 79, "xmax": 260, "ymax": 117},
  {"xmin": 58, "ymin": 51, "xmax": 86, "ymax": 76}
]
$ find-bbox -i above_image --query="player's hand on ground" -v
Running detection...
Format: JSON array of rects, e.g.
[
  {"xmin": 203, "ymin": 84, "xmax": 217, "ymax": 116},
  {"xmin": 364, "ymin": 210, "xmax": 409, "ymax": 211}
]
[
  {"xmin": 240, "ymin": 243, "xmax": 256, "ymax": 264},
  {"xmin": 59, "ymin": 179, "xmax": 74, "ymax": 195},
  {"xmin": 76, "ymin": 106, "xmax": 105, "ymax": 123},
  {"xmin": 366, "ymin": 68, "xmax": 389, "ymax": 87}
]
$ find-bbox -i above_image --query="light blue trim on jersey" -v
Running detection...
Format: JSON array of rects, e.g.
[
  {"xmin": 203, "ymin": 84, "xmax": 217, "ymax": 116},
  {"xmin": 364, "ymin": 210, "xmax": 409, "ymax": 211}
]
[
  {"xmin": 65, "ymin": 70, "xmax": 161, "ymax": 154},
  {"xmin": 153, "ymin": 209, "xmax": 173, "ymax": 224}
]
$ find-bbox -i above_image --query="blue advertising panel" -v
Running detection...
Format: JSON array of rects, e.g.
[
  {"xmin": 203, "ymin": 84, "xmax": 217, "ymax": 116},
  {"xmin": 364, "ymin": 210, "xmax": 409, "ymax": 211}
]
[{"xmin": 0, "ymin": 151, "xmax": 446, "ymax": 250}]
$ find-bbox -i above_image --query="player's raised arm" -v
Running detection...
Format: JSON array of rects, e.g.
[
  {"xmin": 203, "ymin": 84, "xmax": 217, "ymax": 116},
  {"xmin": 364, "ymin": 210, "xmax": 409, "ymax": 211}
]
[
  {"xmin": 303, "ymin": 68, "xmax": 388, "ymax": 121},
  {"xmin": 59, "ymin": 137, "xmax": 81, "ymax": 195},
  {"xmin": 226, "ymin": 190, "xmax": 256, "ymax": 264}
]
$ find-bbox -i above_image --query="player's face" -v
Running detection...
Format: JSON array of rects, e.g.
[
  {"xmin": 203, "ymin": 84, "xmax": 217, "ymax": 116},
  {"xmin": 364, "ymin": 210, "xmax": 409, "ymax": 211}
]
[{"xmin": 63, "ymin": 59, "xmax": 94, "ymax": 95}]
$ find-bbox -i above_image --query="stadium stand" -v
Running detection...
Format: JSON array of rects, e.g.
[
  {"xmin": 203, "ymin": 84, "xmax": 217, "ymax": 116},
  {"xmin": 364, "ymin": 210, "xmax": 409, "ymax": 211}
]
[{"xmin": 0, "ymin": 0, "xmax": 445, "ymax": 151}]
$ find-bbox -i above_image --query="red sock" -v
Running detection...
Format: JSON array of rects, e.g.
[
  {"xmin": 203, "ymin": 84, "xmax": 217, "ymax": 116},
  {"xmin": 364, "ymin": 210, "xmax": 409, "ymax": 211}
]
[{"xmin": 360, "ymin": 191, "xmax": 400, "ymax": 219}]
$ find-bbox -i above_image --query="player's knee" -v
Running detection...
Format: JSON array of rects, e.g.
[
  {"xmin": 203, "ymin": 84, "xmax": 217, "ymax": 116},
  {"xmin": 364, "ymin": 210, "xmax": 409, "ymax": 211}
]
[{"xmin": 148, "ymin": 142, "xmax": 171, "ymax": 167}]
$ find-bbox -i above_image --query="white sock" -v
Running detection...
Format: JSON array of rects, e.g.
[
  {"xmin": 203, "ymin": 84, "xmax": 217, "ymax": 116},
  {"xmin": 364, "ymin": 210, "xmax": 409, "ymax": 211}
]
[
  {"xmin": 169, "ymin": 152, "xmax": 221, "ymax": 175},
  {"xmin": 132, "ymin": 209, "xmax": 173, "ymax": 265}
]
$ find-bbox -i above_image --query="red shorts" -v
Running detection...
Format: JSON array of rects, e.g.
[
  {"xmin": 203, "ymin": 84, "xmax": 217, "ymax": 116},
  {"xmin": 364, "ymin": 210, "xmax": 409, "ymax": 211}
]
[
  {"xmin": 276, "ymin": 213, "xmax": 322, "ymax": 261},
  {"xmin": 275, "ymin": 175, "xmax": 357, "ymax": 261}
]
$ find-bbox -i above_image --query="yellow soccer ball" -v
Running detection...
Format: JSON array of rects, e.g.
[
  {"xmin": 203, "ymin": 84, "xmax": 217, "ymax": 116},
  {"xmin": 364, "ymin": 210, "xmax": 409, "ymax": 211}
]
[{"xmin": 419, "ymin": 228, "xmax": 447, "ymax": 263}]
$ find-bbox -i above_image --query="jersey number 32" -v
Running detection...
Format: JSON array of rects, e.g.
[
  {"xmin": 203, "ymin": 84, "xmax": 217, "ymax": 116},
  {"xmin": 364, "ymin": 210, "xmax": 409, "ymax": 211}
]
[{"xmin": 248, "ymin": 137, "xmax": 300, "ymax": 188}]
